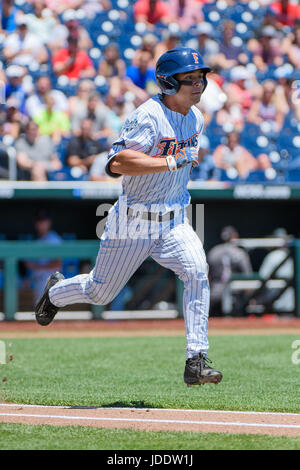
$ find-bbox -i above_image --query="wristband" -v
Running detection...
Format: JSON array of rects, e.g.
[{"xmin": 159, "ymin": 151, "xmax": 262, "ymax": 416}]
[{"xmin": 166, "ymin": 155, "xmax": 177, "ymax": 172}]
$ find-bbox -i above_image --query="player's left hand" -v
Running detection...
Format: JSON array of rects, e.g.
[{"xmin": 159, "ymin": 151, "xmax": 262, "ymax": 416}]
[{"xmin": 166, "ymin": 147, "xmax": 199, "ymax": 172}]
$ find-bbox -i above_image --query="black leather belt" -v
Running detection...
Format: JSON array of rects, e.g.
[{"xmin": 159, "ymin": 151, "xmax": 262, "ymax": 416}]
[{"xmin": 127, "ymin": 207, "xmax": 180, "ymax": 223}]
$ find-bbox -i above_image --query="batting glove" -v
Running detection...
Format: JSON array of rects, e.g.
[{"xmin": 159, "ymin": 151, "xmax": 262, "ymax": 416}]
[{"xmin": 166, "ymin": 147, "xmax": 199, "ymax": 172}]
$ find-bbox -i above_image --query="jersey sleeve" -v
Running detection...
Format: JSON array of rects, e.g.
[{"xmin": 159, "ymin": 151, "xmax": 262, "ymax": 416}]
[{"xmin": 105, "ymin": 108, "xmax": 156, "ymax": 178}]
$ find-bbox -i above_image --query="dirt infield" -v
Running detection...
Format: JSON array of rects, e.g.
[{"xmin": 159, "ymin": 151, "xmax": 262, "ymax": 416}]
[
  {"xmin": 0, "ymin": 403, "xmax": 300, "ymax": 437},
  {"xmin": 1, "ymin": 316, "xmax": 300, "ymax": 338},
  {"xmin": 0, "ymin": 316, "xmax": 300, "ymax": 437}
]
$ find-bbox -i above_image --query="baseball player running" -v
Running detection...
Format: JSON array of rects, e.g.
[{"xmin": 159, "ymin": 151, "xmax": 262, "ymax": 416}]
[{"xmin": 35, "ymin": 48, "xmax": 222, "ymax": 387}]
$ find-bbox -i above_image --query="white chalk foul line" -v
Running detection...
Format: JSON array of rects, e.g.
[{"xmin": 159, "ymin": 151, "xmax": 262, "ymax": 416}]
[
  {"xmin": 1, "ymin": 412, "xmax": 300, "ymax": 430},
  {"xmin": 0, "ymin": 403, "xmax": 299, "ymax": 417}
]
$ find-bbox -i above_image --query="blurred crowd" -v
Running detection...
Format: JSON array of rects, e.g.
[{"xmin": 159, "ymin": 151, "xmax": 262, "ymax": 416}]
[{"xmin": 0, "ymin": 0, "xmax": 300, "ymax": 183}]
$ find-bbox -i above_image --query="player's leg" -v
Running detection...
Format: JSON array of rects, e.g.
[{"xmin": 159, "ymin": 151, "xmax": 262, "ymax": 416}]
[
  {"xmin": 150, "ymin": 221, "xmax": 209, "ymax": 357},
  {"xmin": 150, "ymin": 220, "xmax": 222, "ymax": 385},
  {"xmin": 49, "ymin": 237, "xmax": 152, "ymax": 307},
  {"xmin": 35, "ymin": 235, "xmax": 152, "ymax": 326}
]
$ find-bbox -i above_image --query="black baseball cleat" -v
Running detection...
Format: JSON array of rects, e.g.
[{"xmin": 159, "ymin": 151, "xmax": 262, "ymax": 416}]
[
  {"xmin": 35, "ymin": 272, "xmax": 65, "ymax": 326},
  {"xmin": 184, "ymin": 352, "xmax": 223, "ymax": 387}
]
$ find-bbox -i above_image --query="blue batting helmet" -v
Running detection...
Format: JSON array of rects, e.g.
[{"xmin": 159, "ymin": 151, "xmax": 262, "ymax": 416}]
[{"xmin": 155, "ymin": 47, "xmax": 211, "ymax": 95}]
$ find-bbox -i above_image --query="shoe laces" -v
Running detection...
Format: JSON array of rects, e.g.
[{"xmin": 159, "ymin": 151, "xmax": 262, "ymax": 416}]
[{"xmin": 189, "ymin": 353, "xmax": 213, "ymax": 372}]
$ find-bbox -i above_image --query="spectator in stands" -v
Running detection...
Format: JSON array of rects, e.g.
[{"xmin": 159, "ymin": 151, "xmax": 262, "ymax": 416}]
[
  {"xmin": 260, "ymin": 6, "xmax": 279, "ymax": 30},
  {"xmin": 52, "ymin": 35, "xmax": 96, "ymax": 81},
  {"xmin": 44, "ymin": 11, "xmax": 91, "ymax": 53},
  {"xmin": 126, "ymin": 50, "xmax": 157, "ymax": 94},
  {"xmin": 33, "ymin": 93, "xmax": 71, "ymax": 144},
  {"xmin": 25, "ymin": 0, "xmax": 57, "ymax": 44},
  {"xmin": 3, "ymin": 15, "xmax": 49, "ymax": 68},
  {"xmin": 105, "ymin": 95, "xmax": 127, "ymax": 135},
  {"xmin": 273, "ymin": 65, "xmax": 295, "ymax": 117},
  {"xmin": 212, "ymin": 131, "xmax": 271, "ymax": 179},
  {"xmin": 66, "ymin": 118, "xmax": 106, "ymax": 176},
  {"xmin": 43, "ymin": 0, "xmax": 83, "ymax": 15},
  {"xmin": 247, "ymin": 79, "xmax": 285, "ymax": 133},
  {"xmin": 25, "ymin": 75, "xmax": 69, "ymax": 119},
  {"xmin": 66, "ymin": 16, "xmax": 90, "ymax": 53},
  {"xmin": 207, "ymin": 226, "xmax": 253, "ymax": 316},
  {"xmin": 67, "ymin": 79, "xmax": 95, "ymax": 116},
  {"xmin": 223, "ymin": 66, "xmax": 257, "ymax": 117},
  {"xmin": 26, "ymin": 209, "xmax": 62, "ymax": 305},
  {"xmin": 210, "ymin": 20, "xmax": 248, "ymax": 70},
  {"xmin": 252, "ymin": 26, "xmax": 283, "ymax": 72},
  {"xmin": 70, "ymin": 92, "xmax": 111, "ymax": 142},
  {"xmin": 4, "ymin": 65, "xmax": 27, "ymax": 114},
  {"xmin": 215, "ymin": 99, "xmax": 245, "ymax": 133},
  {"xmin": 89, "ymin": 151, "xmax": 111, "ymax": 181},
  {"xmin": 185, "ymin": 22, "xmax": 219, "ymax": 68},
  {"xmin": 105, "ymin": 46, "xmax": 154, "ymax": 109},
  {"xmin": 132, "ymin": 33, "xmax": 159, "ymax": 68},
  {"xmin": 270, "ymin": 0, "xmax": 300, "ymax": 27},
  {"xmin": 153, "ymin": 29, "xmax": 181, "ymax": 64},
  {"xmin": 2, "ymin": 97, "xmax": 27, "ymax": 141},
  {"xmin": 190, "ymin": 134, "xmax": 217, "ymax": 181},
  {"xmin": 98, "ymin": 43, "xmax": 126, "ymax": 80},
  {"xmin": 15, "ymin": 119, "xmax": 62, "ymax": 181},
  {"xmin": 107, "ymin": 75, "xmax": 149, "ymax": 114},
  {"xmin": 167, "ymin": 0, "xmax": 204, "ymax": 31},
  {"xmin": 197, "ymin": 72, "xmax": 227, "ymax": 127},
  {"xmin": 64, "ymin": 14, "xmax": 92, "ymax": 49},
  {"xmin": 1, "ymin": 0, "xmax": 21, "ymax": 35},
  {"xmin": 133, "ymin": 0, "xmax": 172, "ymax": 29},
  {"xmin": 285, "ymin": 24, "xmax": 300, "ymax": 69},
  {"xmin": 81, "ymin": 0, "xmax": 111, "ymax": 18}
]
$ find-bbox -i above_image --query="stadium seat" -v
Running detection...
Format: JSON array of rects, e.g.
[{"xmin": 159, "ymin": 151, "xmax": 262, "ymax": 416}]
[
  {"xmin": 213, "ymin": 168, "xmax": 241, "ymax": 183},
  {"xmin": 287, "ymin": 157, "xmax": 300, "ymax": 171},
  {"xmin": 54, "ymin": 137, "xmax": 72, "ymax": 166},
  {"xmin": 286, "ymin": 170, "xmax": 300, "ymax": 183},
  {"xmin": 48, "ymin": 167, "xmax": 90, "ymax": 182}
]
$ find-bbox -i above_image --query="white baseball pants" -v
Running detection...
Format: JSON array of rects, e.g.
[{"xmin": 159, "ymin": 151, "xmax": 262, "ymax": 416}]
[{"xmin": 49, "ymin": 214, "xmax": 210, "ymax": 358}]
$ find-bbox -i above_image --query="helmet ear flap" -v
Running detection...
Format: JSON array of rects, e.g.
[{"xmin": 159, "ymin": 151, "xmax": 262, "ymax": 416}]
[{"xmin": 156, "ymin": 75, "xmax": 180, "ymax": 95}]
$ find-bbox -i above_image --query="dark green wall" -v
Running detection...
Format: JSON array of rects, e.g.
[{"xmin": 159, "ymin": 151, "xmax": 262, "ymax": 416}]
[{"xmin": 0, "ymin": 197, "xmax": 299, "ymax": 270}]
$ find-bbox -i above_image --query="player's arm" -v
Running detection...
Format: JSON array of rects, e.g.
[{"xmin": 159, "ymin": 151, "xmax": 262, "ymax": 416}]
[
  {"xmin": 109, "ymin": 149, "xmax": 168, "ymax": 176},
  {"xmin": 109, "ymin": 147, "xmax": 199, "ymax": 177}
]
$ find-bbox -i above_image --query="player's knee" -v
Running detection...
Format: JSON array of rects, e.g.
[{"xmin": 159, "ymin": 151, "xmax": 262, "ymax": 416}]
[
  {"xmin": 85, "ymin": 278, "xmax": 116, "ymax": 305},
  {"xmin": 93, "ymin": 291, "xmax": 116, "ymax": 305},
  {"xmin": 181, "ymin": 262, "xmax": 209, "ymax": 285}
]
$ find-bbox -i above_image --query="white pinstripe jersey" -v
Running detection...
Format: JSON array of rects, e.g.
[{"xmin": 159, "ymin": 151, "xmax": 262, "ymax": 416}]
[{"xmin": 106, "ymin": 94, "xmax": 204, "ymax": 213}]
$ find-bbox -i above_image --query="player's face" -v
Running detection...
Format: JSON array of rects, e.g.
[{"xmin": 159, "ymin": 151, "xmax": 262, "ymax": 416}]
[{"xmin": 176, "ymin": 70, "xmax": 206, "ymax": 105}]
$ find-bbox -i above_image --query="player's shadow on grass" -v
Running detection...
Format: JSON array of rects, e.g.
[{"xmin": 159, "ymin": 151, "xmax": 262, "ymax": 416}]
[
  {"xmin": 70, "ymin": 400, "xmax": 156, "ymax": 409},
  {"xmin": 104, "ymin": 400, "xmax": 156, "ymax": 408}
]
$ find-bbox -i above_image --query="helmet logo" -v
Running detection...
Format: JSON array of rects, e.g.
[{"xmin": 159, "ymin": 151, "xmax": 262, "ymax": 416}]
[{"xmin": 192, "ymin": 52, "xmax": 199, "ymax": 64}]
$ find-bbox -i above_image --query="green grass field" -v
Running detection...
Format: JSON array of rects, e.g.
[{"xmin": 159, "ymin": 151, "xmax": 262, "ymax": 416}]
[
  {"xmin": 0, "ymin": 334, "xmax": 299, "ymax": 449},
  {"xmin": 1, "ymin": 423, "xmax": 300, "ymax": 450}
]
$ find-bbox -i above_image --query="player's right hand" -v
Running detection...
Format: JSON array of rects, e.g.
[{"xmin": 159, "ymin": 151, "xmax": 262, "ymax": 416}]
[{"xmin": 166, "ymin": 147, "xmax": 199, "ymax": 172}]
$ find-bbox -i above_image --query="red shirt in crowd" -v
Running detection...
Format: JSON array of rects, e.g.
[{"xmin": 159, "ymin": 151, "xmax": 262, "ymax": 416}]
[
  {"xmin": 133, "ymin": 0, "xmax": 171, "ymax": 25},
  {"xmin": 270, "ymin": 1, "xmax": 300, "ymax": 26},
  {"xmin": 52, "ymin": 48, "xmax": 94, "ymax": 80}
]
